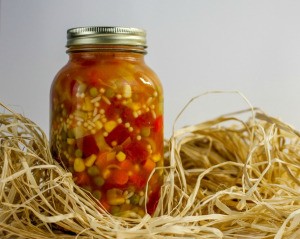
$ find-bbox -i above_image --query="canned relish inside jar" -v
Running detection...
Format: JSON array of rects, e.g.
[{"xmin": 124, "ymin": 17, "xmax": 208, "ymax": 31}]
[{"xmin": 50, "ymin": 27, "xmax": 164, "ymax": 216}]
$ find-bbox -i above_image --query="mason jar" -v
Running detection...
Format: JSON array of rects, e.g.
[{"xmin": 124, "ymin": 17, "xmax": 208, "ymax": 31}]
[{"xmin": 50, "ymin": 26, "xmax": 163, "ymax": 216}]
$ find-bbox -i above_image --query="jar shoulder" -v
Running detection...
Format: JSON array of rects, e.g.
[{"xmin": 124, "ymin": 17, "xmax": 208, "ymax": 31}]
[{"xmin": 51, "ymin": 59, "xmax": 162, "ymax": 93}]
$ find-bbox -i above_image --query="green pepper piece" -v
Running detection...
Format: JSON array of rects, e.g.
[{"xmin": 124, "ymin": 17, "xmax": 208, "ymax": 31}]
[
  {"xmin": 105, "ymin": 88, "xmax": 115, "ymax": 98},
  {"xmin": 141, "ymin": 127, "xmax": 151, "ymax": 137},
  {"xmin": 94, "ymin": 176, "xmax": 105, "ymax": 187},
  {"xmin": 89, "ymin": 87, "xmax": 98, "ymax": 97},
  {"xmin": 92, "ymin": 190, "xmax": 102, "ymax": 200},
  {"xmin": 130, "ymin": 194, "xmax": 140, "ymax": 205},
  {"xmin": 111, "ymin": 206, "xmax": 121, "ymax": 215},
  {"xmin": 87, "ymin": 166, "xmax": 100, "ymax": 176},
  {"xmin": 75, "ymin": 149, "xmax": 83, "ymax": 158}
]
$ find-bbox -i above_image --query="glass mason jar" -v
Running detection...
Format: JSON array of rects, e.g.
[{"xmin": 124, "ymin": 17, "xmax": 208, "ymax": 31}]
[{"xmin": 50, "ymin": 27, "xmax": 164, "ymax": 216}]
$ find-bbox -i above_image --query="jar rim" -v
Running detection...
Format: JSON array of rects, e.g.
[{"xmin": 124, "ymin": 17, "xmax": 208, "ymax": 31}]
[{"xmin": 66, "ymin": 26, "xmax": 147, "ymax": 48}]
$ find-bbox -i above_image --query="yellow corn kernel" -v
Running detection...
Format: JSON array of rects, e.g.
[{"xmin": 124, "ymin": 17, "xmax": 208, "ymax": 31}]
[
  {"xmin": 95, "ymin": 120, "xmax": 103, "ymax": 130},
  {"xmin": 137, "ymin": 209, "xmax": 145, "ymax": 217},
  {"xmin": 108, "ymin": 197, "xmax": 125, "ymax": 206},
  {"xmin": 67, "ymin": 138, "xmax": 75, "ymax": 145},
  {"xmin": 82, "ymin": 104, "xmax": 93, "ymax": 111},
  {"xmin": 82, "ymin": 98, "xmax": 93, "ymax": 111},
  {"xmin": 131, "ymin": 102, "xmax": 141, "ymax": 111},
  {"xmin": 74, "ymin": 158, "xmax": 85, "ymax": 172},
  {"xmin": 73, "ymin": 126, "xmax": 88, "ymax": 139},
  {"xmin": 102, "ymin": 168, "xmax": 111, "ymax": 179},
  {"xmin": 151, "ymin": 153, "xmax": 161, "ymax": 162},
  {"xmin": 116, "ymin": 151, "xmax": 126, "ymax": 162},
  {"xmin": 85, "ymin": 154, "xmax": 97, "ymax": 167},
  {"xmin": 104, "ymin": 120, "xmax": 117, "ymax": 132},
  {"xmin": 123, "ymin": 84, "xmax": 132, "ymax": 98},
  {"xmin": 107, "ymin": 188, "xmax": 125, "ymax": 205}
]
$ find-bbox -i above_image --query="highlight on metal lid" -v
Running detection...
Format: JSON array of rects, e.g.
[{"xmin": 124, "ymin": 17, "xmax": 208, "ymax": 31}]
[{"xmin": 66, "ymin": 26, "xmax": 147, "ymax": 47}]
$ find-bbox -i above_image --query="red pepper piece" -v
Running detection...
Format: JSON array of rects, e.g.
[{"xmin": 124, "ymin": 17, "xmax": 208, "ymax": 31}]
[
  {"xmin": 87, "ymin": 70, "xmax": 102, "ymax": 87},
  {"xmin": 100, "ymin": 198, "xmax": 111, "ymax": 212},
  {"xmin": 105, "ymin": 124, "xmax": 131, "ymax": 146},
  {"xmin": 129, "ymin": 173, "xmax": 147, "ymax": 189},
  {"xmin": 135, "ymin": 112, "xmax": 154, "ymax": 128},
  {"xmin": 154, "ymin": 115, "xmax": 163, "ymax": 133},
  {"xmin": 74, "ymin": 171, "xmax": 91, "ymax": 186},
  {"xmin": 63, "ymin": 100, "xmax": 74, "ymax": 114},
  {"xmin": 143, "ymin": 159, "xmax": 156, "ymax": 175},
  {"xmin": 106, "ymin": 99, "xmax": 123, "ymax": 119},
  {"xmin": 124, "ymin": 141, "xmax": 148, "ymax": 163},
  {"xmin": 108, "ymin": 169, "xmax": 129, "ymax": 185},
  {"xmin": 121, "ymin": 107, "xmax": 135, "ymax": 123},
  {"xmin": 119, "ymin": 159, "xmax": 133, "ymax": 171},
  {"xmin": 60, "ymin": 77, "xmax": 74, "ymax": 97},
  {"xmin": 77, "ymin": 135, "xmax": 99, "ymax": 158},
  {"xmin": 95, "ymin": 152, "xmax": 108, "ymax": 169},
  {"xmin": 146, "ymin": 189, "xmax": 160, "ymax": 215}
]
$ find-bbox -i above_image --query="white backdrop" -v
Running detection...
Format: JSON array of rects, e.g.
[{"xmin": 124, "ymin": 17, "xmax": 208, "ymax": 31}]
[{"xmin": 1, "ymin": 0, "xmax": 300, "ymax": 137}]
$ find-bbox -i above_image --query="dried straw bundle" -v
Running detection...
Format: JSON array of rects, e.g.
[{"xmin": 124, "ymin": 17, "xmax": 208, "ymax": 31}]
[{"xmin": 1, "ymin": 94, "xmax": 300, "ymax": 239}]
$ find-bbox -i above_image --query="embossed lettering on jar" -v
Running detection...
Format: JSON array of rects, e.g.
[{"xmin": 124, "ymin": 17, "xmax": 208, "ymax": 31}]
[{"xmin": 50, "ymin": 27, "xmax": 164, "ymax": 217}]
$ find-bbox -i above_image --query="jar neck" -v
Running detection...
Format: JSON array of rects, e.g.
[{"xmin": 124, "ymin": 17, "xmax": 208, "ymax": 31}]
[
  {"xmin": 68, "ymin": 44, "xmax": 147, "ymax": 53},
  {"xmin": 67, "ymin": 45, "xmax": 146, "ymax": 62}
]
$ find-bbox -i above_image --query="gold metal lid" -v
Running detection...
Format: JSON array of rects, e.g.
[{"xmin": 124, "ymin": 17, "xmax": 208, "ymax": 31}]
[{"xmin": 66, "ymin": 26, "xmax": 147, "ymax": 47}]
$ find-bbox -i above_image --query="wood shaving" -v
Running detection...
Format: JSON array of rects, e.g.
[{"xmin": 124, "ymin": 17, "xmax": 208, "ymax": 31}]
[{"xmin": 1, "ymin": 93, "xmax": 300, "ymax": 238}]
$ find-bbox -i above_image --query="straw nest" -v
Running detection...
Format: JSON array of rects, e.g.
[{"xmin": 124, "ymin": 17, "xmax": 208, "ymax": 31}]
[{"xmin": 1, "ymin": 93, "xmax": 300, "ymax": 239}]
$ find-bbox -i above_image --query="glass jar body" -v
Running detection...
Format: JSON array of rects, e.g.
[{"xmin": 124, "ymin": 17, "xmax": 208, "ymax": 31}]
[{"xmin": 50, "ymin": 47, "xmax": 163, "ymax": 216}]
